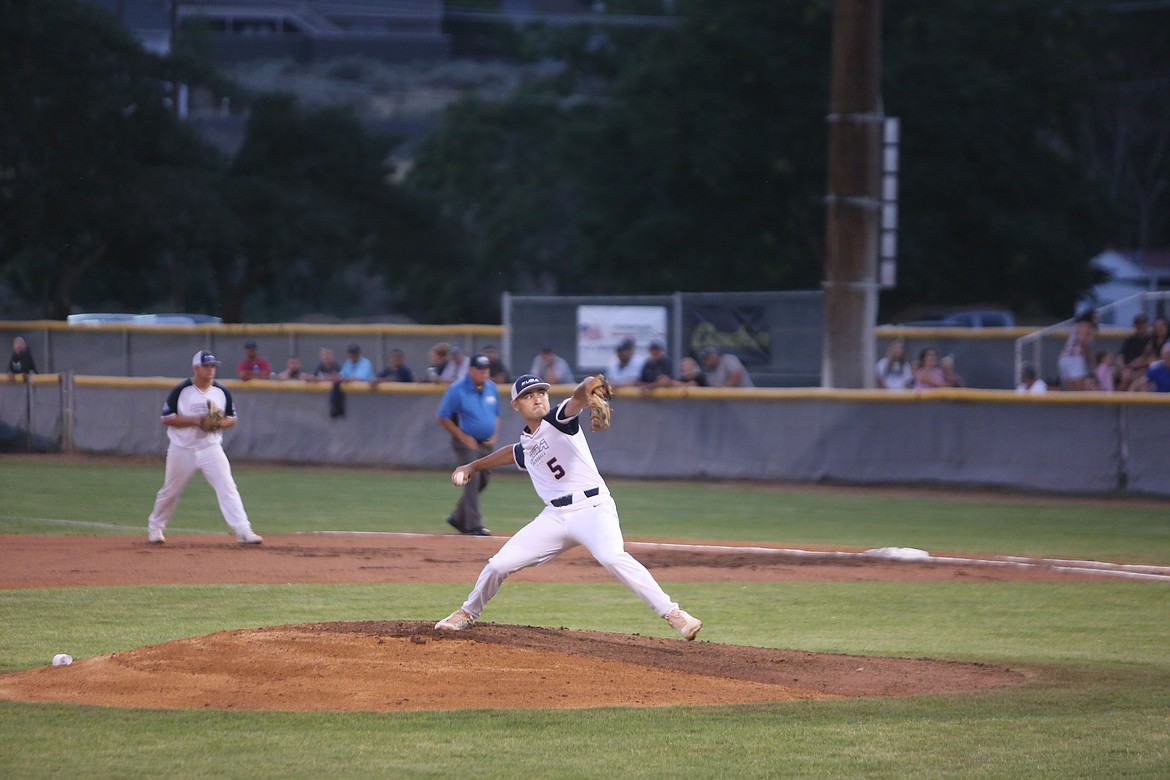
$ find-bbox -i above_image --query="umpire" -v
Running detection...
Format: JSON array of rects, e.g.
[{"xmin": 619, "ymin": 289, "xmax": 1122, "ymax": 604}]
[{"xmin": 437, "ymin": 353, "xmax": 499, "ymax": 535}]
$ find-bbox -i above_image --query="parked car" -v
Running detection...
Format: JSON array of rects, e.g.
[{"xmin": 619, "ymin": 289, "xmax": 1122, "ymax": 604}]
[{"xmin": 883, "ymin": 309, "xmax": 1016, "ymax": 328}]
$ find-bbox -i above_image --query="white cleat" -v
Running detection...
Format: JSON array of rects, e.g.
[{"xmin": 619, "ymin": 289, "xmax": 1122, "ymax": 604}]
[
  {"xmin": 237, "ymin": 530, "xmax": 263, "ymax": 545},
  {"xmin": 147, "ymin": 529, "xmax": 166, "ymax": 544},
  {"xmin": 665, "ymin": 608, "xmax": 702, "ymax": 641},
  {"xmin": 435, "ymin": 609, "xmax": 475, "ymax": 631}
]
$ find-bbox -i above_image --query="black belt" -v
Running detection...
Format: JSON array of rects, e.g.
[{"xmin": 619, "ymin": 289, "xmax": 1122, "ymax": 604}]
[{"xmin": 551, "ymin": 488, "xmax": 600, "ymax": 507}]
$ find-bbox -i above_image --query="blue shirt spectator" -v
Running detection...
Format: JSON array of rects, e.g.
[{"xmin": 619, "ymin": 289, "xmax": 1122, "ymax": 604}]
[{"xmin": 339, "ymin": 343, "xmax": 375, "ymax": 382}]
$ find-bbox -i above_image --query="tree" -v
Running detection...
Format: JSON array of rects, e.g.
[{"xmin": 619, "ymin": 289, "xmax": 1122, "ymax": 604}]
[{"xmin": 0, "ymin": 0, "xmax": 214, "ymax": 318}]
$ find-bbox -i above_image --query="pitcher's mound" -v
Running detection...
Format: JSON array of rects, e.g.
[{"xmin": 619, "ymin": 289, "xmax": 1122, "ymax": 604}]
[{"xmin": 0, "ymin": 621, "xmax": 1025, "ymax": 712}]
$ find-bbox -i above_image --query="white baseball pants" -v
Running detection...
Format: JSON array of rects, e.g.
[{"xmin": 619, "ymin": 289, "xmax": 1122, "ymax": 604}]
[
  {"xmin": 459, "ymin": 494, "xmax": 678, "ymax": 620},
  {"xmin": 147, "ymin": 443, "xmax": 252, "ymax": 535}
]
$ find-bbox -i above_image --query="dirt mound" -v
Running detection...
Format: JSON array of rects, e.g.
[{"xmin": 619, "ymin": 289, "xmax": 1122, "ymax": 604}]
[{"xmin": 0, "ymin": 622, "xmax": 1026, "ymax": 712}]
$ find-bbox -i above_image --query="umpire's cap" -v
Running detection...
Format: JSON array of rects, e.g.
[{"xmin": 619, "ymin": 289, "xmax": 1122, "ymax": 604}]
[{"xmin": 511, "ymin": 374, "xmax": 551, "ymax": 401}]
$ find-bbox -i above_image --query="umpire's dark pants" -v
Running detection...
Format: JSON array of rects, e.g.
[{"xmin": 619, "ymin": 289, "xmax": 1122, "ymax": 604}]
[{"xmin": 448, "ymin": 440, "xmax": 492, "ymax": 532}]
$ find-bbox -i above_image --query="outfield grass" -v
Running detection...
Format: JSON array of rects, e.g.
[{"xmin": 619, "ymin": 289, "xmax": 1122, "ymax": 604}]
[{"xmin": 0, "ymin": 458, "xmax": 1168, "ymax": 778}]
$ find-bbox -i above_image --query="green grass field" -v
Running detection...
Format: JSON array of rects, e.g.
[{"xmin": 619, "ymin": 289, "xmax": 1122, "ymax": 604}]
[{"xmin": 1, "ymin": 457, "xmax": 1168, "ymax": 778}]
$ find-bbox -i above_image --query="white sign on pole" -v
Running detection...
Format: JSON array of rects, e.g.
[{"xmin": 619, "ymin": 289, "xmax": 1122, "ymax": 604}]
[{"xmin": 577, "ymin": 305, "xmax": 668, "ymax": 369}]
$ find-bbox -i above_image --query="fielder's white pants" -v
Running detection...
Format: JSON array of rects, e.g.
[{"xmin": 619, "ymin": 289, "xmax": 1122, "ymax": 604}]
[
  {"xmin": 459, "ymin": 494, "xmax": 678, "ymax": 620},
  {"xmin": 147, "ymin": 443, "xmax": 252, "ymax": 535}
]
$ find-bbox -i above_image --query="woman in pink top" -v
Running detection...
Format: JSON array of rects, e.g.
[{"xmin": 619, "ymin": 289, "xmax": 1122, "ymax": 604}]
[{"xmin": 913, "ymin": 347, "xmax": 948, "ymax": 390}]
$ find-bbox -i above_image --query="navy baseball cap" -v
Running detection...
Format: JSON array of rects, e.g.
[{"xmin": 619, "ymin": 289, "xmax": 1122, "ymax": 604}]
[
  {"xmin": 244, "ymin": 339, "xmax": 257, "ymax": 349},
  {"xmin": 470, "ymin": 354, "xmax": 491, "ymax": 370},
  {"xmin": 511, "ymin": 374, "xmax": 551, "ymax": 400},
  {"xmin": 192, "ymin": 350, "xmax": 221, "ymax": 367}
]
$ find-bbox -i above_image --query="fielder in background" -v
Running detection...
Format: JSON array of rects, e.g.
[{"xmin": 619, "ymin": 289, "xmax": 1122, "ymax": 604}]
[
  {"xmin": 435, "ymin": 373, "xmax": 703, "ymax": 641},
  {"xmin": 437, "ymin": 353, "xmax": 500, "ymax": 536},
  {"xmin": 145, "ymin": 350, "xmax": 263, "ymax": 545}
]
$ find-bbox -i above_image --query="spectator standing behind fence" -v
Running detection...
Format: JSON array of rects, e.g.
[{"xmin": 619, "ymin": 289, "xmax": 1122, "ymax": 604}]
[
  {"xmin": 372, "ymin": 348, "xmax": 415, "ymax": 386},
  {"xmin": 1117, "ymin": 314, "xmax": 1152, "ymax": 391},
  {"xmin": 606, "ymin": 338, "xmax": 645, "ymax": 388},
  {"xmin": 437, "ymin": 354, "xmax": 499, "ymax": 536},
  {"xmin": 1093, "ymin": 351, "xmax": 1115, "ymax": 392},
  {"xmin": 276, "ymin": 356, "xmax": 304, "ymax": 381},
  {"xmin": 1058, "ymin": 312, "xmax": 1096, "ymax": 391},
  {"xmin": 482, "ymin": 344, "xmax": 510, "ymax": 384},
  {"xmin": 699, "ymin": 347, "xmax": 754, "ymax": 387},
  {"xmin": 1016, "ymin": 364, "xmax": 1048, "ymax": 394},
  {"xmin": 940, "ymin": 354, "xmax": 966, "ymax": 388},
  {"xmin": 913, "ymin": 347, "xmax": 948, "ymax": 390},
  {"xmin": 676, "ymin": 357, "xmax": 708, "ymax": 387},
  {"xmin": 311, "ymin": 347, "xmax": 345, "ymax": 417},
  {"xmin": 639, "ymin": 341, "xmax": 674, "ymax": 389},
  {"xmin": 7, "ymin": 336, "xmax": 36, "ymax": 380},
  {"xmin": 339, "ymin": 344, "xmax": 375, "ymax": 383},
  {"xmin": 311, "ymin": 348, "xmax": 341, "ymax": 381},
  {"xmin": 530, "ymin": 345, "xmax": 574, "ymax": 384},
  {"xmin": 237, "ymin": 340, "xmax": 272, "ymax": 381},
  {"xmin": 1149, "ymin": 316, "xmax": 1169, "ymax": 362},
  {"xmin": 440, "ymin": 345, "xmax": 469, "ymax": 385},
  {"xmin": 423, "ymin": 342, "xmax": 451, "ymax": 383},
  {"xmin": 874, "ymin": 340, "xmax": 913, "ymax": 389}
]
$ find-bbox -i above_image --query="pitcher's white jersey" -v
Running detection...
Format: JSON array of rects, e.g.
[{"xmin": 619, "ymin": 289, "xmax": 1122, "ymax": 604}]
[
  {"xmin": 512, "ymin": 399, "xmax": 608, "ymax": 504},
  {"xmin": 161, "ymin": 379, "xmax": 235, "ymax": 449}
]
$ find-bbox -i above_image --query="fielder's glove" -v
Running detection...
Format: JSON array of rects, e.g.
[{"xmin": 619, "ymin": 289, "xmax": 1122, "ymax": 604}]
[
  {"xmin": 588, "ymin": 374, "xmax": 614, "ymax": 432},
  {"xmin": 200, "ymin": 401, "xmax": 225, "ymax": 432}
]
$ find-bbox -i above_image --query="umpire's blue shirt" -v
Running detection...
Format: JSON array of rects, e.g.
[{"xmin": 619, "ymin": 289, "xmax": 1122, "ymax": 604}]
[{"xmin": 437, "ymin": 374, "xmax": 500, "ymax": 442}]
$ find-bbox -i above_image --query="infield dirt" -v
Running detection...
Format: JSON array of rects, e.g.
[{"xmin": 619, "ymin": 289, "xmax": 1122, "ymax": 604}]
[{"xmin": 0, "ymin": 533, "xmax": 1068, "ymax": 711}]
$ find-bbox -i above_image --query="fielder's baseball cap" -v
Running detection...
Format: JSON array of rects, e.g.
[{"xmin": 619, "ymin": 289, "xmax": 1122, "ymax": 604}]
[
  {"xmin": 192, "ymin": 350, "xmax": 221, "ymax": 367},
  {"xmin": 511, "ymin": 374, "xmax": 550, "ymax": 400},
  {"xmin": 470, "ymin": 353, "xmax": 491, "ymax": 370}
]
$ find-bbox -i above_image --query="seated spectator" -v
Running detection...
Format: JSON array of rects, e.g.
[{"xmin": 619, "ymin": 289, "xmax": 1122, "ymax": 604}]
[
  {"xmin": 339, "ymin": 343, "xmax": 375, "ymax": 383},
  {"xmin": 1016, "ymin": 364, "xmax": 1048, "ymax": 394},
  {"xmin": 913, "ymin": 347, "xmax": 947, "ymax": 390},
  {"xmin": 607, "ymin": 338, "xmax": 646, "ymax": 387},
  {"xmin": 372, "ymin": 348, "xmax": 415, "ymax": 385},
  {"xmin": 676, "ymin": 357, "xmax": 708, "ymax": 387},
  {"xmin": 1151, "ymin": 316, "xmax": 1170, "ymax": 358},
  {"xmin": 530, "ymin": 345, "xmax": 574, "ymax": 384},
  {"xmin": 423, "ymin": 342, "xmax": 451, "ymax": 383},
  {"xmin": 7, "ymin": 336, "xmax": 37, "ymax": 380},
  {"xmin": 1094, "ymin": 351, "xmax": 1115, "ymax": 392},
  {"xmin": 940, "ymin": 354, "xmax": 966, "ymax": 388},
  {"xmin": 276, "ymin": 355, "xmax": 305, "ymax": 381},
  {"xmin": 481, "ymin": 344, "xmax": 510, "ymax": 384},
  {"xmin": 874, "ymin": 340, "xmax": 913, "ymax": 389},
  {"xmin": 1117, "ymin": 313, "xmax": 1153, "ymax": 391},
  {"xmin": 237, "ymin": 340, "xmax": 272, "ymax": 381},
  {"xmin": 1137, "ymin": 343, "xmax": 1170, "ymax": 393},
  {"xmin": 639, "ymin": 340, "xmax": 674, "ymax": 389},
  {"xmin": 439, "ymin": 345, "xmax": 469, "ymax": 385}
]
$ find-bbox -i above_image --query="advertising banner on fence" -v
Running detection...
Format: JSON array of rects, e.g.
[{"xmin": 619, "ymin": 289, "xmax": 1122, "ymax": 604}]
[{"xmin": 577, "ymin": 305, "xmax": 668, "ymax": 369}]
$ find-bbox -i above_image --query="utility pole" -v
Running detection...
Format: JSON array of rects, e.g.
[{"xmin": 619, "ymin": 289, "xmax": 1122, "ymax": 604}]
[{"xmin": 822, "ymin": 0, "xmax": 882, "ymax": 388}]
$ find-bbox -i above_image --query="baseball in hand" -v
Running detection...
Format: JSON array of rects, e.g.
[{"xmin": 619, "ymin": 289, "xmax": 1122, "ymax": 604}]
[
  {"xmin": 52, "ymin": 654, "xmax": 73, "ymax": 667},
  {"xmin": 452, "ymin": 470, "xmax": 468, "ymax": 487}
]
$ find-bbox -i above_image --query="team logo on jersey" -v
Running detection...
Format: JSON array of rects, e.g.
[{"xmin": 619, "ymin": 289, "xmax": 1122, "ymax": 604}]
[{"xmin": 525, "ymin": 437, "xmax": 550, "ymax": 467}]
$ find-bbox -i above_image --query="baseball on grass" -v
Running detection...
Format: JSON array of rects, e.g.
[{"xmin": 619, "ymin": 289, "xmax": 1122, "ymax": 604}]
[
  {"xmin": 452, "ymin": 470, "xmax": 468, "ymax": 487},
  {"xmin": 52, "ymin": 654, "xmax": 73, "ymax": 667}
]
